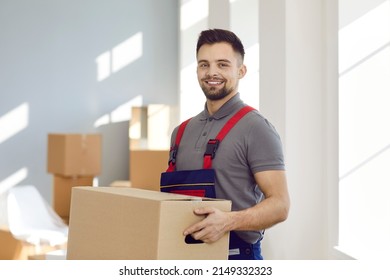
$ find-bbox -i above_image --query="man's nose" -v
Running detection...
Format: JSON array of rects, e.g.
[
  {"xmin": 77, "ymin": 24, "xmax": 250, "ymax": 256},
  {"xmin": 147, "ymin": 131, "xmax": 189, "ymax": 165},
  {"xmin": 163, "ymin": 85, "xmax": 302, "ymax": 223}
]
[{"xmin": 206, "ymin": 64, "xmax": 218, "ymax": 76}]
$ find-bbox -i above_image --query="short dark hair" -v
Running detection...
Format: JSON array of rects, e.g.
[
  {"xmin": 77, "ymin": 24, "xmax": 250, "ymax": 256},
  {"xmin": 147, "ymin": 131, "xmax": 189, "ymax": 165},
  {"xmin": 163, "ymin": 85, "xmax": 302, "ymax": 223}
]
[{"xmin": 196, "ymin": 29, "xmax": 245, "ymax": 61}]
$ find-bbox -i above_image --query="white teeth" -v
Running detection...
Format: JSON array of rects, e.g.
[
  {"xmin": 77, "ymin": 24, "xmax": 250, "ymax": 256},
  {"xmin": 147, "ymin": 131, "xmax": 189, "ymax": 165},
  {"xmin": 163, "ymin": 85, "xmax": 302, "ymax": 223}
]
[{"xmin": 207, "ymin": 81, "xmax": 222, "ymax": 85}]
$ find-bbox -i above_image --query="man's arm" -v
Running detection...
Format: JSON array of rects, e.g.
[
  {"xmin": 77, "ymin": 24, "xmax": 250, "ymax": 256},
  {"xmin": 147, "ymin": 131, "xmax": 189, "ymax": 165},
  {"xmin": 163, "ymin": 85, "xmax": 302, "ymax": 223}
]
[{"xmin": 183, "ymin": 170, "xmax": 290, "ymax": 243}]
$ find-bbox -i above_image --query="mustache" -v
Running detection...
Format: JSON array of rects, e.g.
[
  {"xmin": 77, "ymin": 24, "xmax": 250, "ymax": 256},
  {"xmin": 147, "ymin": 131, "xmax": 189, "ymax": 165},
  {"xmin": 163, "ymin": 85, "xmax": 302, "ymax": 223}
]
[{"xmin": 201, "ymin": 75, "xmax": 225, "ymax": 81}]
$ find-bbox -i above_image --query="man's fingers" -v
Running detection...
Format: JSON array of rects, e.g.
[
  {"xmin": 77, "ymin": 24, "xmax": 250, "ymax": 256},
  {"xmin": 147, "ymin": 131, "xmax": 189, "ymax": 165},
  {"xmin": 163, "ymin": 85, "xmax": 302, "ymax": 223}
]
[
  {"xmin": 183, "ymin": 207, "xmax": 213, "ymax": 236},
  {"xmin": 193, "ymin": 206, "xmax": 215, "ymax": 215}
]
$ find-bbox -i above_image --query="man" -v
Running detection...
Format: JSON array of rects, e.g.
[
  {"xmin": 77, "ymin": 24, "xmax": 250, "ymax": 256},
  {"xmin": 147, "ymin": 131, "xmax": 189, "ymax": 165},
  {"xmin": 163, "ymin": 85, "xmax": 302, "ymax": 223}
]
[{"xmin": 169, "ymin": 29, "xmax": 289, "ymax": 260}]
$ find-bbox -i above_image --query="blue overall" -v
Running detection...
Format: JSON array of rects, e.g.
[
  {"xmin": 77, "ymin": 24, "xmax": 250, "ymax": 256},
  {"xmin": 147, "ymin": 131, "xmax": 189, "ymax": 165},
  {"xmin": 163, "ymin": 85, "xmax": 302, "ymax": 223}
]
[{"xmin": 160, "ymin": 106, "xmax": 262, "ymax": 260}]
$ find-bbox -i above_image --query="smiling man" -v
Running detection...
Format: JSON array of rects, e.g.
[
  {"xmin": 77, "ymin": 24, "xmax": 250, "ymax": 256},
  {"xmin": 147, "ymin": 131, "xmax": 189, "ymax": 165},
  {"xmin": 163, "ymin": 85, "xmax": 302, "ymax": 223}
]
[
  {"xmin": 164, "ymin": 29, "xmax": 290, "ymax": 260},
  {"xmin": 196, "ymin": 34, "xmax": 246, "ymax": 108}
]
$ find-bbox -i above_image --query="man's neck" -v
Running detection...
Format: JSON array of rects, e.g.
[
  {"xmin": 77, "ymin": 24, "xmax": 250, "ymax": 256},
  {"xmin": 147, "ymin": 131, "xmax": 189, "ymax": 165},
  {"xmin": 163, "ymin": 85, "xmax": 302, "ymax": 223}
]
[{"xmin": 206, "ymin": 92, "xmax": 237, "ymax": 116}]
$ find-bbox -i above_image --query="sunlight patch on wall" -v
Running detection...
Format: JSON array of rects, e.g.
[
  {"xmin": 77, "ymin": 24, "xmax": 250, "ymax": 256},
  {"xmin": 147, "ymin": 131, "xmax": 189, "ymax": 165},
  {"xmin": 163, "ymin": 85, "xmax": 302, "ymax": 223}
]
[
  {"xmin": 112, "ymin": 33, "xmax": 143, "ymax": 73},
  {"xmin": 0, "ymin": 103, "xmax": 29, "ymax": 144},
  {"xmin": 179, "ymin": 61, "xmax": 204, "ymax": 121},
  {"xmin": 93, "ymin": 95, "xmax": 143, "ymax": 128},
  {"xmin": 96, "ymin": 32, "xmax": 143, "ymax": 82},
  {"xmin": 339, "ymin": 1, "xmax": 390, "ymax": 74},
  {"xmin": 180, "ymin": 0, "xmax": 209, "ymax": 31},
  {"xmin": 96, "ymin": 52, "xmax": 111, "ymax": 81},
  {"xmin": 339, "ymin": 1, "xmax": 390, "ymax": 175}
]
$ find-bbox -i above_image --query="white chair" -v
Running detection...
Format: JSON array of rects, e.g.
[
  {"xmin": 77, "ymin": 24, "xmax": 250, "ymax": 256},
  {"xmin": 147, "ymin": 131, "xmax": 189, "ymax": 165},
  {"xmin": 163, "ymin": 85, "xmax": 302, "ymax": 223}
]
[{"xmin": 6, "ymin": 185, "xmax": 68, "ymax": 249}]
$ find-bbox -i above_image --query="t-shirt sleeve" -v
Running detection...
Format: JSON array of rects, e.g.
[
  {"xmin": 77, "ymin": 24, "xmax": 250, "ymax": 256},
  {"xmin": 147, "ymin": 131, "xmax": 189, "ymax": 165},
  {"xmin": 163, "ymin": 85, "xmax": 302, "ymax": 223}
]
[{"xmin": 247, "ymin": 116, "xmax": 285, "ymax": 173}]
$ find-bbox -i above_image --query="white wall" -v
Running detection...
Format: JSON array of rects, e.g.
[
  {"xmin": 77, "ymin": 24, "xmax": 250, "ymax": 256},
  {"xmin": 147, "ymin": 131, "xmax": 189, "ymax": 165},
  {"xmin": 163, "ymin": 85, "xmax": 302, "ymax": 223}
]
[
  {"xmin": 338, "ymin": 0, "xmax": 390, "ymax": 259},
  {"xmin": 0, "ymin": 1, "xmax": 179, "ymax": 202},
  {"xmin": 284, "ymin": 0, "xmax": 330, "ymax": 260},
  {"xmin": 260, "ymin": 0, "xmax": 389, "ymax": 261},
  {"xmin": 259, "ymin": 0, "xmax": 347, "ymax": 259}
]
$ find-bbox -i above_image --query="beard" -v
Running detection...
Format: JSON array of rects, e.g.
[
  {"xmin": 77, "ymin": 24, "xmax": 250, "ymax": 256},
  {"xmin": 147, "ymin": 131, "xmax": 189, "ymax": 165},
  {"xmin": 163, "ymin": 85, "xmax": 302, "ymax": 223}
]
[{"xmin": 201, "ymin": 83, "xmax": 234, "ymax": 101}]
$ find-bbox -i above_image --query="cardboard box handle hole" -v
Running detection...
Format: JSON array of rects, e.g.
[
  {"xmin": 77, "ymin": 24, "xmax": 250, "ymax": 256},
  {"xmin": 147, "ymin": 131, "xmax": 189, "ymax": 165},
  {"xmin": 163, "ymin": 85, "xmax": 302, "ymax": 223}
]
[{"xmin": 185, "ymin": 235, "xmax": 204, "ymax": 244}]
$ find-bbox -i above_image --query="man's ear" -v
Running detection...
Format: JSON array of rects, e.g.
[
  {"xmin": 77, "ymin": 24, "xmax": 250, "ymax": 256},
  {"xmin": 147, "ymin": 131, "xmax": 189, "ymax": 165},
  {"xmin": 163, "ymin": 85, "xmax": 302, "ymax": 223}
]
[{"xmin": 238, "ymin": 64, "xmax": 247, "ymax": 79}]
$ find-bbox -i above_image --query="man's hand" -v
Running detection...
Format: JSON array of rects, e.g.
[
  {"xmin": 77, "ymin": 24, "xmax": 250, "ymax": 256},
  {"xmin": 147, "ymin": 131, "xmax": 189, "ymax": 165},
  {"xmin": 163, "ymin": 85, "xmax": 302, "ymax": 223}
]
[{"xmin": 183, "ymin": 206, "xmax": 232, "ymax": 243}]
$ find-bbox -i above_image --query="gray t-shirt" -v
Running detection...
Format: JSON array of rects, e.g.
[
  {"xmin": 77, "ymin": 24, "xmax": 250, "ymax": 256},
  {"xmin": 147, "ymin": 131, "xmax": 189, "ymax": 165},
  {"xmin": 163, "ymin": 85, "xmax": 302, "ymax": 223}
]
[{"xmin": 170, "ymin": 94, "xmax": 285, "ymax": 243}]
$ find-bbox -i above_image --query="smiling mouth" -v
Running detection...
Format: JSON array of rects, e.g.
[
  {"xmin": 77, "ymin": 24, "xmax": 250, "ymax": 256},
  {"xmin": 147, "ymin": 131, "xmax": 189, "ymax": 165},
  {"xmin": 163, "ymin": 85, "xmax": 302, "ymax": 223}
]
[{"xmin": 205, "ymin": 80, "xmax": 224, "ymax": 85}]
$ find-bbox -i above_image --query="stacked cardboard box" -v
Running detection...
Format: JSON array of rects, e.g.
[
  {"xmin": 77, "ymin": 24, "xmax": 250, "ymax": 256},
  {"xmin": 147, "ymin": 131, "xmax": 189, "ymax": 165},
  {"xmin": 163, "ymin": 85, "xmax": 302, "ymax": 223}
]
[
  {"xmin": 129, "ymin": 105, "xmax": 174, "ymax": 191},
  {"xmin": 67, "ymin": 187, "xmax": 231, "ymax": 260},
  {"xmin": 47, "ymin": 134, "xmax": 102, "ymax": 223}
]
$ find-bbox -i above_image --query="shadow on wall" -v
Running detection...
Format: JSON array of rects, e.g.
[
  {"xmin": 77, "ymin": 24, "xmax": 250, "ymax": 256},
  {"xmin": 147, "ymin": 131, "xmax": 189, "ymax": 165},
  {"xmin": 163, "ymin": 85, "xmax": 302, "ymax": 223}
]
[{"xmin": 96, "ymin": 121, "xmax": 129, "ymax": 186}]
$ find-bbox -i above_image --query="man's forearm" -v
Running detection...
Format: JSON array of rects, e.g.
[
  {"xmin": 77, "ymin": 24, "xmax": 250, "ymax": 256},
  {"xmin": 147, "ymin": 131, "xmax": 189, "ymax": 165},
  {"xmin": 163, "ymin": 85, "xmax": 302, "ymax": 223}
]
[{"xmin": 227, "ymin": 197, "xmax": 289, "ymax": 232}]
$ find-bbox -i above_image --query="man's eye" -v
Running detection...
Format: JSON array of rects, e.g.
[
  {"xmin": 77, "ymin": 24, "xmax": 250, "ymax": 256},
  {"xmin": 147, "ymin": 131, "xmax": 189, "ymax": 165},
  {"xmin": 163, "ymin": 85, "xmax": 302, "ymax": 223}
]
[{"xmin": 199, "ymin": 64, "xmax": 208, "ymax": 68}]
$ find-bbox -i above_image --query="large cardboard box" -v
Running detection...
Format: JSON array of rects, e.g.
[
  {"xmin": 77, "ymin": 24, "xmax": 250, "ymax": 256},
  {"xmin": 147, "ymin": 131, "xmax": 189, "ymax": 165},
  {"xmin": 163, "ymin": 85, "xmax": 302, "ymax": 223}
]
[
  {"xmin": 129, "ymin": 150, "xmax": 169, "ymax": 192},
  {"xmin": 52, "ymin": 175, "xmax": 94, "ymax": 218},
  {"xmin": 109, "ymin": 180, "xmax": 131, "ymax": 188},
  {"xmin": 67, "ymin": 187, "xmax": 231, "ymax": 260},
  {"xmin": 47, "ymin": 133, "xmax": 102, "ymax": 176}
]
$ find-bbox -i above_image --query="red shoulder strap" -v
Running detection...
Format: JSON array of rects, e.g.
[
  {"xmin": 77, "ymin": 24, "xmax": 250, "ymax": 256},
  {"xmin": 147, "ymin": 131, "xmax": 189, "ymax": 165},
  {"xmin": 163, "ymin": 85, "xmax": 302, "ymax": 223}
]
[
  {"xmin": 166, "ymin": 105, "xmax": 256, "ymax": 171},
  {"xmin": 203, "ymin": 106, "xmax": 255, "ymax": 169},
  {"xmin": 166, "ymin": 118, "xmax": 191, "ymax": 172},
  {"xmin": 216, "ymin": 105, "xmax": 255, "ymax": 141}
]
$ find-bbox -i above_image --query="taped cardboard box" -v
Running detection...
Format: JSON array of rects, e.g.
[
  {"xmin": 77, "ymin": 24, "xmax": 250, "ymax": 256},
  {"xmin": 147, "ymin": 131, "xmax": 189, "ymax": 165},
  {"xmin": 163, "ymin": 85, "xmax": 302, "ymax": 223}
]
[
  {"xmin": 52, "ymin": 175, "xmax": 94, "ymax": 218},
  {"xmin": 67, "ymin": 187, "xmax": 231, "ymax": 260},
  {"xmin": 47, "ymin": 133, "xmax": 102, "ymax": 176},
  {"xmin": 129, "ymin": 150, "xmax": 168, "ymax": 192}
]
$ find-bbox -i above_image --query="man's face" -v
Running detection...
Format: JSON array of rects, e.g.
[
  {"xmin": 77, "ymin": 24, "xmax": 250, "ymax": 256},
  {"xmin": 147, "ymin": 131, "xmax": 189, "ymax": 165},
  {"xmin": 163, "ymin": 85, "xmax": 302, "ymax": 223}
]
[{"xmin": 196, "ymin": 42, "xmax": 246, "ymax": 101}]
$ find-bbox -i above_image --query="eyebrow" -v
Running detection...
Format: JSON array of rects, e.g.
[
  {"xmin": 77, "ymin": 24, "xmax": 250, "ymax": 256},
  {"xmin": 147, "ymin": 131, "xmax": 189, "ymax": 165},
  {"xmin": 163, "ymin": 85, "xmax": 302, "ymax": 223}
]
[{"xmin": 197, "ymin": 59, "xmax": 232, "ymax": 64}]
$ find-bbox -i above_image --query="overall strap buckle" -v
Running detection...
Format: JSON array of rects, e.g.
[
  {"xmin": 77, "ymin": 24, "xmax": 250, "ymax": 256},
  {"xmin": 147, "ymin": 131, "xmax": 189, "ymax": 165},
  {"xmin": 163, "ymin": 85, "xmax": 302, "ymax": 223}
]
[{"xmin": 204, "ymin": 139, "xmax": 220, "ymax": 159}]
